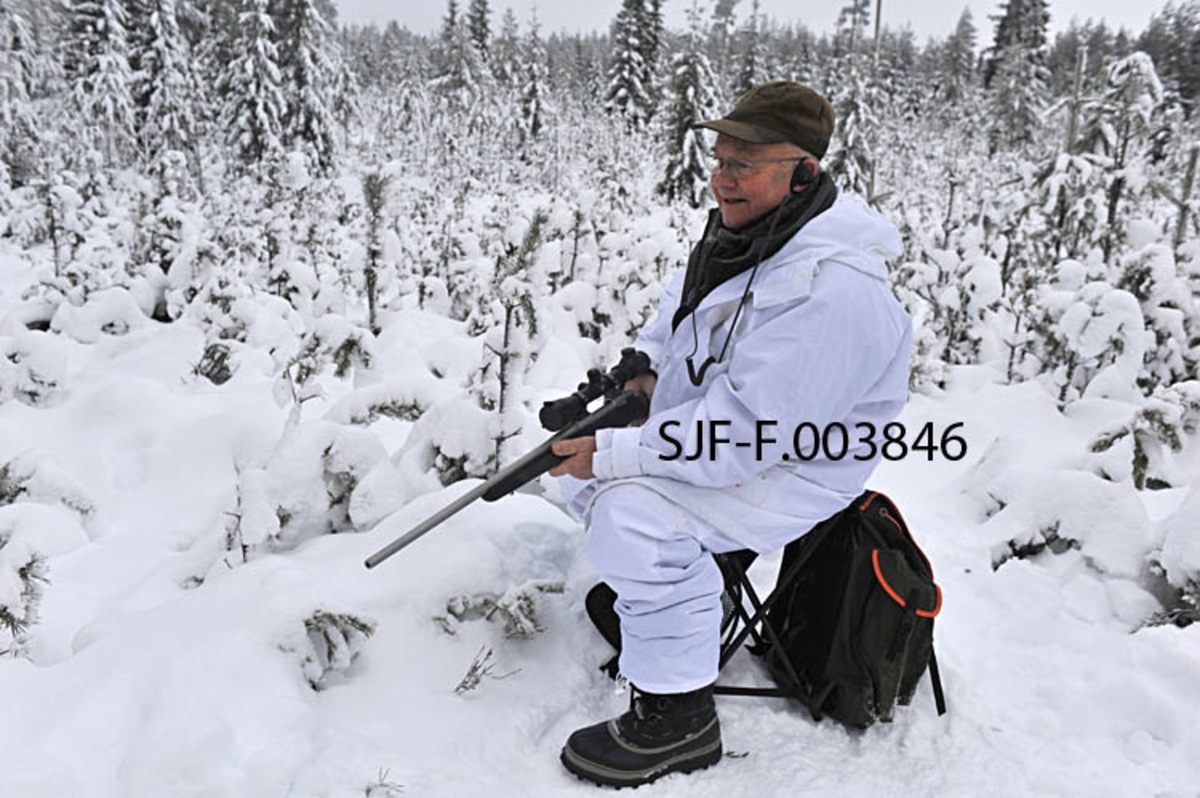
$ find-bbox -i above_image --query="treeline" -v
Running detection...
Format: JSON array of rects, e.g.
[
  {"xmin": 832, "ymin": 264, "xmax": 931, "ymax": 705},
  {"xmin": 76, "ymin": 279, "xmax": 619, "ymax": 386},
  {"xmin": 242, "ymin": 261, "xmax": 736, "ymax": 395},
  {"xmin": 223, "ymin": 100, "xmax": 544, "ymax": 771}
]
[
  {"xmin": 3, "ymin": 0, "xmax": 1200, "ymax": 188},
  {"xmin": 1, "ymin": 0, "xmax": 1198, "ymax": 431},
  {"xmin": 1, "ymin": 0, "xmax": 351, "ymax": 185}
]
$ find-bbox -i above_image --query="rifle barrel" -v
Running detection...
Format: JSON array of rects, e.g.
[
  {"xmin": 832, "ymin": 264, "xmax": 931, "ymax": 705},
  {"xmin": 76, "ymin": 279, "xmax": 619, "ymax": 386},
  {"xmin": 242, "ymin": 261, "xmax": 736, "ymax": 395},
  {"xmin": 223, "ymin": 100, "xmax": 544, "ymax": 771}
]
[
  {"xmin": 363, "ymin": 390, "xmax": 649, "ymax": 570},
  {"xmin": 363, "ymin": 480, "xmax": 493, "ymax": 568}
]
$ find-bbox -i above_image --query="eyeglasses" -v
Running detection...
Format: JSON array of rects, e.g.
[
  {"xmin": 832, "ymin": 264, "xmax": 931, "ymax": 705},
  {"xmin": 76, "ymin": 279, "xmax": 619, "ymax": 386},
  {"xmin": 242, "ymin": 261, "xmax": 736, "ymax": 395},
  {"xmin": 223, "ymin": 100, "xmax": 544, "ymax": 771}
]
[{"xmin": 706, "ymin": 153, "xmax": 805, "ymax": 179}]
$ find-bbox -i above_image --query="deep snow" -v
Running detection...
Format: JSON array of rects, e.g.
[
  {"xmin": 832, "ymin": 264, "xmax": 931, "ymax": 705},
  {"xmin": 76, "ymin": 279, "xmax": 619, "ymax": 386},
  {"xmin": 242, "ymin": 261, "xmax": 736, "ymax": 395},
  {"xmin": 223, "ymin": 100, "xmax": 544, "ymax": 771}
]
[{"xmin": 1, "ymin": 244, "xmax": 1198, "ymax": 798}]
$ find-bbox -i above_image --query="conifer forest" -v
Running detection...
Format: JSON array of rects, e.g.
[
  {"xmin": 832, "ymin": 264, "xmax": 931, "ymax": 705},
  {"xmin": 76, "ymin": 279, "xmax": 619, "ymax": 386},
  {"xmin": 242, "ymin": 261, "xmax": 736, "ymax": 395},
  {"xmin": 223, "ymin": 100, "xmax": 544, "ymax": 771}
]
[{"xmin": 1, "ymin": 1, "xmax": 1200, "ymax": 795}]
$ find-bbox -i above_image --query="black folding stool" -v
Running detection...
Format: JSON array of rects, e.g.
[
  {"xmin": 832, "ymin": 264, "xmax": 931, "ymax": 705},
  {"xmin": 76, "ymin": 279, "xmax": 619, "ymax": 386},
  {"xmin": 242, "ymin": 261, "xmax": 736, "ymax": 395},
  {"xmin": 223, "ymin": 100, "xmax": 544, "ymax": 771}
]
[{"xmin": 709, "ymin": 513, "xmax": 842, "ymax": 702}]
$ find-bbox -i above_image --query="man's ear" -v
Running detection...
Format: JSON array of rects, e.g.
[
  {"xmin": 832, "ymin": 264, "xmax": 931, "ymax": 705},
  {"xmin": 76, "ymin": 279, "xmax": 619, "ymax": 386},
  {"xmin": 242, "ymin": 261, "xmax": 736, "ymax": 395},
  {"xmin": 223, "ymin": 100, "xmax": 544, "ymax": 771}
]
[{"xmin": 790, "ymin": 158, "xmax": 817, "ymax": 192}]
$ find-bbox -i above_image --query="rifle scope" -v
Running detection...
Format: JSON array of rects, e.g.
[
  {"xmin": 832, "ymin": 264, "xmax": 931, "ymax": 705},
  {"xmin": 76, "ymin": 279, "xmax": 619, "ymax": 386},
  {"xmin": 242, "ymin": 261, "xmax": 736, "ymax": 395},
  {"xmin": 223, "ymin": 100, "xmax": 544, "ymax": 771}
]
[{"xmin": 539, "ymin": 348, "xmax": 652, "ymax": 431}]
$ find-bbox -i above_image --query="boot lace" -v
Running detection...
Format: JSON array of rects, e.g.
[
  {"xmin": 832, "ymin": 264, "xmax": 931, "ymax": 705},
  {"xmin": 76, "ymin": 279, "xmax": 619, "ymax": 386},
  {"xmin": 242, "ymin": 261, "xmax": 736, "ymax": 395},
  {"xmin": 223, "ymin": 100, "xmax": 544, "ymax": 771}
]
[{"xmin": 629, "ymin": 687, "xmax": 669, "ymax": 730}]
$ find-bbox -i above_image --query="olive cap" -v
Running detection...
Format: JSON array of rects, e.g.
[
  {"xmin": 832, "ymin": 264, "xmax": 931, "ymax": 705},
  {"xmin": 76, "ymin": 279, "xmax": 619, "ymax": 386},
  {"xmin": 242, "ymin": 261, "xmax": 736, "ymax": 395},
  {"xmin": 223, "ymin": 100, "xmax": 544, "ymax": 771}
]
[{"xmin": 694, "ymin": 80, "xmax": 835, "ymax": 159}]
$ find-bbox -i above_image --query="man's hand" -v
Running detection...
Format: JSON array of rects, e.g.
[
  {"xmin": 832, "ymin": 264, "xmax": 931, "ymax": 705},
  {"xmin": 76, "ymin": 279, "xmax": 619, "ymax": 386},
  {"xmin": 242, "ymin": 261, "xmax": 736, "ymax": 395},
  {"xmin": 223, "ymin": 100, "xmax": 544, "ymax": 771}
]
[
  {"xmin": 550, "ymin": 436, "xmax": 597, "ymax": 479},
  {"xmin": 547, "ymin": 374, "xmax": 653, "ymax": 479}
]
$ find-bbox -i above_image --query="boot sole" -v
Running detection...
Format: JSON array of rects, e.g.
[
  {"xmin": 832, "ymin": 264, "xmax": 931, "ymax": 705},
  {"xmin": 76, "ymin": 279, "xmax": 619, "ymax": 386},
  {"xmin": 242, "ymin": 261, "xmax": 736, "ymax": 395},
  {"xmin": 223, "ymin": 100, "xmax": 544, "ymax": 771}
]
[{"xmin": 560, "ymin": 739, "xmax": 724, "ymax": 788}]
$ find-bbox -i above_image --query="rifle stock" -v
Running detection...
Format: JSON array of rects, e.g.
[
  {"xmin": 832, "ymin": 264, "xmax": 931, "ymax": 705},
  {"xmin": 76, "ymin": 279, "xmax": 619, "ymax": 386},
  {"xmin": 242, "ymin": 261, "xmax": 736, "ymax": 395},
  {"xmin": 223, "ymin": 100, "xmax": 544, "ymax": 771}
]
[{"xmin": 364, "ymin": 390, "xmax": 649, "ymax": 569}]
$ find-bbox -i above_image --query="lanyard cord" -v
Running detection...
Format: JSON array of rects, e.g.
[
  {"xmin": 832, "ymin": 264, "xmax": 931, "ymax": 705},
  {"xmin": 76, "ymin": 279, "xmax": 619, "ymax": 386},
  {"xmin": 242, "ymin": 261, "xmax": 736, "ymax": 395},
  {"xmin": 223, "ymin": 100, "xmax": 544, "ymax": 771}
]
[{"xmin": 685, "ymin": 194, "xmax": 797, "ymax": 387}]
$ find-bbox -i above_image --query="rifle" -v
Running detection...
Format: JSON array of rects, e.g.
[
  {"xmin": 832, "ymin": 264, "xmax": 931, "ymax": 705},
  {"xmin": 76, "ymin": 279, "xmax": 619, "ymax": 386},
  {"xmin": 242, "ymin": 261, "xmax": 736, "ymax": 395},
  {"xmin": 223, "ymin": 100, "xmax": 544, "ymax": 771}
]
[{"xmin": 364, "ymin": 348, "xmax": 652, "ymax": 569}]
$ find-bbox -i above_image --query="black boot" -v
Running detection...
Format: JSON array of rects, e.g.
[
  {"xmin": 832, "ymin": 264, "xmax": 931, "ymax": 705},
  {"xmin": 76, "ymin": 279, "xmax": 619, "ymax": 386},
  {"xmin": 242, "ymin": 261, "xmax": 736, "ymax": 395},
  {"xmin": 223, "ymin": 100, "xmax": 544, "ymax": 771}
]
[{"xmin": 561, "ymin": 683, "xmax": 722, "ymax": 788}]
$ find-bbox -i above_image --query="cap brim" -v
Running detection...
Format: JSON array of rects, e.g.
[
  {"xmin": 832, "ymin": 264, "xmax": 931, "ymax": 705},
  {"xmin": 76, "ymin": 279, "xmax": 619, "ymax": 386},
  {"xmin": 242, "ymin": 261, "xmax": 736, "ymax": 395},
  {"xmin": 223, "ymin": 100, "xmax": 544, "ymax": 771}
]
[{"xmin": 691, "ymin": 119, "xmax": 789, "ymax": 144}]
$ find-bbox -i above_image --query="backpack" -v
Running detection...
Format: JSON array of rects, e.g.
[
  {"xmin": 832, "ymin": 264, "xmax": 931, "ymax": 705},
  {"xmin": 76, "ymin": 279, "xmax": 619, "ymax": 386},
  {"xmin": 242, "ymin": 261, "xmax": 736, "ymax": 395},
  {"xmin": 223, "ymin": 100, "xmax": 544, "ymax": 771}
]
[
  {"xmin": 745, "ymin": 489, "xmax": 945, "ymax": 728},
  {"xmin": 584, "ymin": 490, "xmax": 946, "ymax": 728}
]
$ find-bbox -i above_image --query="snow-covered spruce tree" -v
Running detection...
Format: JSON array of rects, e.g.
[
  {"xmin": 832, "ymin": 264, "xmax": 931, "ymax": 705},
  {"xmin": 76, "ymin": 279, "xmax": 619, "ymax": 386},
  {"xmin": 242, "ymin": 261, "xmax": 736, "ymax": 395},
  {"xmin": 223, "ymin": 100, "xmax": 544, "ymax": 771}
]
[
  {"xmin": 893, "ymin": 245, "xmax": 1003, "ymax": 368},
  {"xmin": 274, "ymin": 0, "xmax": 339, "ymax": 173},
  {"xmin": 604, "ymin": 0, "xmax": 652, "ymax": 129},
  {"xmin": 439, "ymin": 0, "xmax": 459, "ymax": 44},
  {"xmin": 0, "ymin": 2, "xmax": 41, "ymax": 185},
  {"xmin": 1136, "ymin": 1, "xmax": 1200, "ymax": 109},
  {"xmin": 260, "ymin": 151, "xmax": 325, "ymax": 317},
  {"xmin": 469, "ymin": 209, "xmax": 547, "ymax": 469},
  {"xmin": 732, "ymin": 0, "xmax": 768, "ymax": 98},
  {"xmin": 467, "ymin": 0, "xmax": 490, "ymax": 57},
  {"xmin": 1089, "ymin": 380, "xmax": 1200, "ymax": 489},
  {"xmin": 826, "ymin": 63, "xmax": 878, "ymax": 199},
  {"xmin": 641, "ymin": 0, "xmax": 664, "ymax": 104},
  {"xmin": 824, "ymin": 0, "xmax": 883, "ymax": 200},
  {"xmin": 284, "ymin": 315, "xmax": 375, "ymax": 405},
  {"xmin": 0, "ymin": 330, "xmax": 67, "ymax": 406},
  {"xmin": 62, "ymin": 0, "xmax": 137, "ymax": 166},
  {"xmin": 222, "ymin": 414, "xmax": 387, "ymax": 564},
  {"xmin": 1147, "ymin": 469, "xmax": 1200, "ymax": 628},
  {"xmin": 984, "ymin": 0, "xmax": 1050, "ymax": 153},
  {"xmin": 983, "ymin": 0, "xmax": 1050, "ymax": 87},
  {"xmin": 180, "ymin": 174, "xmax": 284, "ymax": 344},
  {"xmin": 30, "ymin": 174, "xmax": 83, "ymax": 277},
  {"xmin": 432, "ymin": 14, "xmax": 486, "ymax": 109},
  {"xmin": 175, "ymin": 0, "xmax": 211, "ymax": 50},
  {"xmin": 161, "ymin": 0, "xmax": 216, "ymax": 188},
  {"xmin": 1024, "ymin": 263, "xmax": 1148, "ymax": 407},
  {"xmin": 517, "ymin": 7, "xmax": 547, "ymax": 158},
  {"xmin": 361, "ymin": 168, "xmax": 391, "ymax": 335},
  {"xmin": 329, "ymin": 46, "xmax": 361, "ymax": 150},
  {"xmin": 440, "ymin": 579, "xmax": 564, "ymax": 639},
  {"xmin": 837, "ymin": 0, "xmax": 871, "ymax": 57},
  {"xmin": 974, "ymin": 177, "xmax": 1059, "ymax": 385},
  {"xmin": 28, "ymin": 156, "xmax": 132, "ymax": 298},
  {"xmin": 564, "ymin": 37, "xmax": 607, "ymax": 114},
  {"xmin": 218, "ymin": 0, "xmax": 285, "ymax": 169},
  {"xmin": 383, "ymin": 58, "xmax": 430, "ymax": 158},
  {"xmin": 987, "ymin": 43, "xmax": 1050, "ymax": 154},
  {"xmin": 293, "ymin": 610, "xmax": 376, "ymax": 691},
  {"xmin": 0, "ymin": 532, "xmax": 49, "ymax": 658},
  {"xmin": 490, "ymin": 7, "xmax": 519, "ymax": 87},
  {"xmin": 187, "ymin": 0, "xmax": 234, "ymax": 81},
  {"xmin": 941, "ymin": 7, "xmax": 977, "ymax": 102},
  {"xmin": 1155, "ymin": 136, "xmax": 1199, "ymax": 253},
  {"xmin": 127, "ymin": 0, "xmax": 196, "ymax": 168},
  {"xmin": 298, "ymin": 171, "xmax": 349, "ymax": 314},
  {"xmin": 1114, "ymin": 232, "xmax": 1197, "ymax": 392},
  {"xmin": 0, "ymin": 452, "xmax": 97, "ymax": 526},
  {"xmin": 1032, "ymin": 147, "xmax": 1109, "ymax": 265},
  {"xmin": 1029, "ymin": 50, "xmax": 1110, "ymax": 266},
  {"xmin": 1046, "ymin": 20, "xmax": 1117, "ymax": 97},
  {"xmin": 1075, "ymin": 51, "xmax": 1166, "ymax": 264},
  {"xmin": 430, "ymin": 17, "xmax": 495, "ymax": 150},
  {"xmin": 376, "ymin": 180, "xmax": 430, "ymax": 308},
  {"xmin": 429, "ymin": 188, "xmax": 488, "ymax": 323},
  {"xmin": 415, "ymin": 210, "xmax": 460, "ymax": 314},
  {"xmin": 656, "ymin": 1, "xmax": 717, "ymax": 209},
  {"xmin": 137, "ymin": 148, "xmax": 191, "ymax": 286},
  {"xmin": 707, "ymin": 0, "xmax": 740, "ymax": 78},
  {"xmin": 360, "ymin": 20, "xmax": 403, "ymax": 88},
  {"xmin": 181, "ymin": 266, "xmax": 261, "ymax": 362}
]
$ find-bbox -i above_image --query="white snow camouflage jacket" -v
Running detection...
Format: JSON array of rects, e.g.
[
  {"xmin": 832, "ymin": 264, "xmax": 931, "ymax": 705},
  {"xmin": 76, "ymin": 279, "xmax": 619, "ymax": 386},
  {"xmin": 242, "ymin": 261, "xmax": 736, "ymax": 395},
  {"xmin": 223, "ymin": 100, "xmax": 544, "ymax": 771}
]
[{"xmin": 564, "ymin": 192, "xmax": 913, "ymax": 553}]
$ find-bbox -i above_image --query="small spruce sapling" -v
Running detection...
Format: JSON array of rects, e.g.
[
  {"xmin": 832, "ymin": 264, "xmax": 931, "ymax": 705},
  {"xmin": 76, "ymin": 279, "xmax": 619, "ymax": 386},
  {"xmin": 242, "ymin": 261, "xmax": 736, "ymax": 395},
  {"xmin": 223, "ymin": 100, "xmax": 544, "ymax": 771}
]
[
  {"xmin": 0, "ymin": 533, "xmax": 49, "ymax": 658},
  {"xmin": 283, "ymin": 609, "xmax": 376, "ymax": 690}
]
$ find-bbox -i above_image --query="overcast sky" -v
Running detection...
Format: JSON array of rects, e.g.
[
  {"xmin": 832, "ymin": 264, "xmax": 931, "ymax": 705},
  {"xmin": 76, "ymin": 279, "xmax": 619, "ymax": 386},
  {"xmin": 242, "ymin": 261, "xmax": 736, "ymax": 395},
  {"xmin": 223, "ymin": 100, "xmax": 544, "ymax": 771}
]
[{"xmin": 335, "ymin": 0, "xmax": 1170, "ymax": 43}]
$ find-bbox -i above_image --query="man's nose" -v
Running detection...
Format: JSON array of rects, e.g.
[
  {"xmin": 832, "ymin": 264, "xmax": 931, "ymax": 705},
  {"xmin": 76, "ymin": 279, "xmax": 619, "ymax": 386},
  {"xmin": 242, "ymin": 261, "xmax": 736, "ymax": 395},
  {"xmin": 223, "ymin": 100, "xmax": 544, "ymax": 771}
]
[{"xmin": 711, "ymin": 168, "xmax": 736, "ymax": 191}]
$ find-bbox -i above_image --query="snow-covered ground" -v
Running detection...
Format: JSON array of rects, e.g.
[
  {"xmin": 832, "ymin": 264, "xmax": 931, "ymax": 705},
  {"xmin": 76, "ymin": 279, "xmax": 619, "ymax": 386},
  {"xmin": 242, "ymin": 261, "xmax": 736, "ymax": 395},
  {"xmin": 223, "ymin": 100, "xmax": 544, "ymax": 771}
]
[{"xmin": 1, "ymin": 242, "xmax": 1199, "ymax": 798}]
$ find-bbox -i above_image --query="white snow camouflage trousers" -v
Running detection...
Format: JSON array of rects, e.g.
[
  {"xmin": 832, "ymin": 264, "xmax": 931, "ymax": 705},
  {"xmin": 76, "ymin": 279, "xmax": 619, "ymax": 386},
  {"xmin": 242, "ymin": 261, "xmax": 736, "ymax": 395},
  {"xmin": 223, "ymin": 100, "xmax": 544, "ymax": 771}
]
[{"xmin": 585, "ymin": 481, "xmax": 780, "ymax": 694}]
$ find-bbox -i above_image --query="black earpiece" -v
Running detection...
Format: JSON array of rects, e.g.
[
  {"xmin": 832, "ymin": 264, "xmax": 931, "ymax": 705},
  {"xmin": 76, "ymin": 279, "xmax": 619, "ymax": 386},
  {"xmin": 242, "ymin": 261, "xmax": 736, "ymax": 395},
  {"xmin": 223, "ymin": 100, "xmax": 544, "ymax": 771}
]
[{"xmin": 790, "ymin": 158, "xmax": 817, "ymax": 192}]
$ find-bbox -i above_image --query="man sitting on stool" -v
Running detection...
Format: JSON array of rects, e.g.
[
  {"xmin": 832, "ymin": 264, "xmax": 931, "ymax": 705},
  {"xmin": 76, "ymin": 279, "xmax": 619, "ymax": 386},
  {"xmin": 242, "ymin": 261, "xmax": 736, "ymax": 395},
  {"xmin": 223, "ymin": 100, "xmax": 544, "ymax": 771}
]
[{"xmin": 550, "ymin": 80, "xmax": 913, "ymax": 788}]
